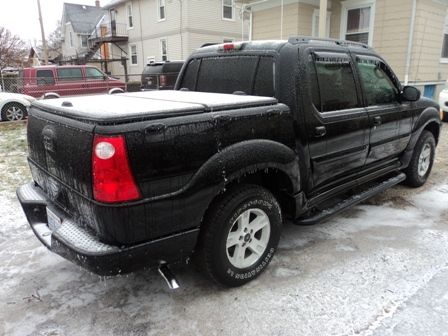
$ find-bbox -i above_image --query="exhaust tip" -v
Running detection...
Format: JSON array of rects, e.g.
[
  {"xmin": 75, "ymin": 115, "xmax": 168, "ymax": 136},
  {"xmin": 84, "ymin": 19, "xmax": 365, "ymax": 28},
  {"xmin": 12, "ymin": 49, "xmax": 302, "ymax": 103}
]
[{"xmin": 158, "ymin": 263, "xmax": 180, "ymax": 289}]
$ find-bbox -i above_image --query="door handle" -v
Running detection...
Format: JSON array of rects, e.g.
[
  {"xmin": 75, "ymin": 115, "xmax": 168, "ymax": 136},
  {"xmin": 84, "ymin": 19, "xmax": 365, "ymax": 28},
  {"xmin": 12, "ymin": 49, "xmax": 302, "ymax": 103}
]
[
  {"xmin": 314, "ymin": 126, "xmax": 326, "ymax": 137},
  {"xmin": 373, "ymin": 116, "xmax": 382, "ymax": 126}
]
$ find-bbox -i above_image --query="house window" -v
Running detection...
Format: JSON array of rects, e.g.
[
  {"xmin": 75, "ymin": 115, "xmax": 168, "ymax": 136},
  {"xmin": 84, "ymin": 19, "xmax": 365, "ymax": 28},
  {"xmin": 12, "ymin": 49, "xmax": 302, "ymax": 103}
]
[
  {"xmin": 127, "ymin": 3, "xmax": 133, "ymax": 28},
  {"xmin": 130, "ymin": 44, "xmax": 138, "ymax": 65},
  {"xmin": 69, "ymin": 31, "xmax": 73, "ymax": 47},
  {"xmin": 312, "ymin": 9, "xmax": 331, "ymax": 38},
  {"xmin": 441, "ymin": 16, "xmax": 448, "ymax": 60},
  {"xmin": 223, "ymin": 0, "xmax": 234, "ymax": 20},
  {"xmin": 341, "ymin": 0, "xmax": 375, "ymax": 45},
  {"xmin": 81, "ymin": 35, "xmax": 88, "ymax": 48},
  {"xmin": 160, "ymin": 39, "xmax": 167, "ymax": 61},
  {"xmin": 158, "ymin": 0, "xmax": 166, "ymax": 21}
]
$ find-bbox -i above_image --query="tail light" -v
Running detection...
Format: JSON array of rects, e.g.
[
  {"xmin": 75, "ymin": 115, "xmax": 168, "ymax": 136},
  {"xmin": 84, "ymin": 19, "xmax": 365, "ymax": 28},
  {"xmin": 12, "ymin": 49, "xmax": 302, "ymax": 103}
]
[
  {"xmin": 92, "ymin": 135, "xmax": 141, "ymax": 203},
  {"xmin": 159, "ymin": 75, "xmax": 167, "ymax": 87}
]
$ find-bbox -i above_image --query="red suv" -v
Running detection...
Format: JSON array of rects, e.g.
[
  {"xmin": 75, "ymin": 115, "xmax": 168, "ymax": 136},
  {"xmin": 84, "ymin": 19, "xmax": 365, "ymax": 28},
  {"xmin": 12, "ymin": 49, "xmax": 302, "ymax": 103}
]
[{"xmin": 19, "ymin": 65, "xmax": 126, "ymax": 98}]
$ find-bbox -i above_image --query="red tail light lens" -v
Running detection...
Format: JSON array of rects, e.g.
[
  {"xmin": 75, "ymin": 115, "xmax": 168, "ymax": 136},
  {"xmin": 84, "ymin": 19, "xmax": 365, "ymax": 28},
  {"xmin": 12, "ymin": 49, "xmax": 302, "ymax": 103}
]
[
  {"xmin": 92, "ymin": 135, "xmax": 141, "ymax": 203},
  {"xmin": 159, "ymin": 75, "xmax": 167, "ymax": 87}
]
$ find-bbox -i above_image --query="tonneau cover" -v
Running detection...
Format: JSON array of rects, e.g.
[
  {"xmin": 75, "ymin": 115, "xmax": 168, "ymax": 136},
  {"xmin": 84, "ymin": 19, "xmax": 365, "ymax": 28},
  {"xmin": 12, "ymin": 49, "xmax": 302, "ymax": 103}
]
[{"xmin": 31, "ymin": 90, "xmax": 278, "ymax": 124}]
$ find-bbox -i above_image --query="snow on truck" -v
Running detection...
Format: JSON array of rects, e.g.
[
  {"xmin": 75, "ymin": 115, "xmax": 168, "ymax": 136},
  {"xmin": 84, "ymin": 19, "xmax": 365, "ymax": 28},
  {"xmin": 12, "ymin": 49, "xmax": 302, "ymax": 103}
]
[{"xmin": 17, "ymin": 38, "xmax": 442, "ymax": 288}]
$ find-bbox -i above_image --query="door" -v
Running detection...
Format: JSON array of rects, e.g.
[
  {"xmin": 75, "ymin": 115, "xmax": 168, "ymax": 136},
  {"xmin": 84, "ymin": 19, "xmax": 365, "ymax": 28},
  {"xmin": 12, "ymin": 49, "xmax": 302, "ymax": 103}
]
[
  {"xmin": 56, "ymin": 67, "xmax": 85, "ymax": 96},
  {"xmin": 85, "ymin": 67, "xmax": 109, "ymax": 94},
  {"xmin": 34, "ymin": 69, "xmax": 57, "ymax": 97},
  {"xmin": 110, "ymin": 9, "xmax": 116, "ymax": 36},
  {"xmin": 354, "ymin": 55, "xmax": 411, "ymax": 165},
  {"xmin": 305, "ymin": 51, "xmax": 369, "ymax": 188}
]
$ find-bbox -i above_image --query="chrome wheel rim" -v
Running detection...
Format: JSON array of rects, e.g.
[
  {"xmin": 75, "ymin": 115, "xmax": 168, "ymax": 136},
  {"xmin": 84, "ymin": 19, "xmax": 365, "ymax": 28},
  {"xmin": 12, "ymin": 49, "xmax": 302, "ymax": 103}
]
[
  {"xmin": 226, "ymin": 208, "xmax": 271, "ymax": 269},
  {"xmin": 418, "ymin": 143, "xmax": 431, "ymax": 177},
  {"xmin": 5, "ymin": 105, "xmax": 24, "ymax": 121}
]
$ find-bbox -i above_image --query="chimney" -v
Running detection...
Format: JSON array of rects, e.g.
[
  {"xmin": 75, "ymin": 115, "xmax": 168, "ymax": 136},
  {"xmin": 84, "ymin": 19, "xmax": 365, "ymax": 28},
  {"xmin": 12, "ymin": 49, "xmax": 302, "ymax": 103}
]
[{"xmin": 95, "ymin": 0, "xmax": 100, "ymax": 7}]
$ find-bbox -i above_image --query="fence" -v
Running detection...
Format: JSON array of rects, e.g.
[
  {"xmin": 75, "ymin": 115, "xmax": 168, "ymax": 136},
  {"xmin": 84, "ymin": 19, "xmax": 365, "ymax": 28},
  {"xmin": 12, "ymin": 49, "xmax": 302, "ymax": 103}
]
[{"xmin": 0, "ymin": 72, "xmax": 182, "ymax": 98}]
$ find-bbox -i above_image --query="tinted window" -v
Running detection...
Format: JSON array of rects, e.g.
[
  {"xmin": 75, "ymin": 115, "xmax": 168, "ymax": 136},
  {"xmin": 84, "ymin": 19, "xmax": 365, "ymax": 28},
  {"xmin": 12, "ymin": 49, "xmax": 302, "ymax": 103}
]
[
  {"xmin": 182, "ymin": 56, "xmax": 274, "ymax": 96},
  {"xmin": 196, "ymin": 56, "xmax": 258, "ymax": 94},
  {"xmin": 253, "ymin": 57, "xmax": 274, "ymax": 97},
  {"xmin": 57, "ymin": 68, "xmax": 83, "ymax": 81},
  {"xmin": 36, "ymin": 70, "xmax": 54, "ymax": 85},
  {"xmin": 356, "ymin": 59, "xmax": 398, "ymax": 105},
  {"xmin": 179, "ymin": 58, "xmax": 200, "ymax": 90},
  {"xmin": 86, "ymin": 67, "xmax": 105, "ymax": 79},
  {"xmin": 314, "ymin": 57, "xmax": 359, "ymax": 112}
]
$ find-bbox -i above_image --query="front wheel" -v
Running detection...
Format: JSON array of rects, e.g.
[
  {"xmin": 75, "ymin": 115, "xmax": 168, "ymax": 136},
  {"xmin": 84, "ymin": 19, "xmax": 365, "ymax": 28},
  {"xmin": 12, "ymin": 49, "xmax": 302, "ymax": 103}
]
[
  {"xmin": 1, "ymin": 103, "xmax": 27, "ymax": 121},
  {"xmin": 197, "ymin": 184, "xmax": 282, "ymax": 287},
  {"xmin": 404, "ymin": 130, "xmax": 436, "ymax": 187}
]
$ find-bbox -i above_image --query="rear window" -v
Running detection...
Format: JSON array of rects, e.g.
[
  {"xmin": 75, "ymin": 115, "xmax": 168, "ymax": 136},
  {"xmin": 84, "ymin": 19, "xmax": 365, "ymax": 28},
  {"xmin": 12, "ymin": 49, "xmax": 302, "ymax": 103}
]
[
  {"xmin": 57, "ymin": 68, "xmax": 83, "ymax": 81},
  {"xmin": 180, "ymin": 56, "xmax": 275, "ymax": 97}
]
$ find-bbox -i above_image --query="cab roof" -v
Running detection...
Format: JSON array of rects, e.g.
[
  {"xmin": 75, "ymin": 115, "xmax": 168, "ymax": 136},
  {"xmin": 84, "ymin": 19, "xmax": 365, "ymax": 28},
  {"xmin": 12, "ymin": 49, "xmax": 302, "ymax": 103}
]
[{"xmin": 192, "ymin": 36, "xmax": 371, "ymax": 56}]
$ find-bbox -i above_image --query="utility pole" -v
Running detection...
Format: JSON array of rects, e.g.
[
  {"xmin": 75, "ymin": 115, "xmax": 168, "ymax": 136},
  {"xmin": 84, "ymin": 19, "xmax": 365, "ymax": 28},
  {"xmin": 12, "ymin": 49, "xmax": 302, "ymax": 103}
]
[{"xmin": 37, "ymin": 0, "xmax": 49, "ymax": 65}]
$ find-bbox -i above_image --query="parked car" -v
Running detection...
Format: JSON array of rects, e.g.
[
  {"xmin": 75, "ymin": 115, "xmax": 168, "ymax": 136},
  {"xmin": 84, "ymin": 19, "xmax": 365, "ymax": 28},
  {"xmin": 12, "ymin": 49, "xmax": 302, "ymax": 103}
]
[
  {"xmin": 0, "ymin": 92, "xmax": 35, "ymax": 121},
  {"xmin": 17, "ymin": 65, "xmax": 126, "ymax": 98},
  {"xmin": 17, "ymin": 38, "xmax": 441, "ymax": 288},
  {"xmin": 438, "ymin": 84, "xmax": 448, "ymax": 121},
  {"xmin": 141, "ymin": 61, "xmax": 184, "ymax": 90}
]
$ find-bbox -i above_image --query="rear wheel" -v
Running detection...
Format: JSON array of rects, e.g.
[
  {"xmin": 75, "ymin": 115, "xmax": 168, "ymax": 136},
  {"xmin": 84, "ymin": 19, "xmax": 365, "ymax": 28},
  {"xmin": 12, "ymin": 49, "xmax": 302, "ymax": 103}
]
[
  {"xmin": 404, "ymin": 130, "xmax": 436, "ymax": 187},
  {"xmin": 1, "ymin": 103, "xmax": 27, "ymax": 121},
  {"xmin": 197, "ymin": 184, "xmax": 282, "ymax": 287}
]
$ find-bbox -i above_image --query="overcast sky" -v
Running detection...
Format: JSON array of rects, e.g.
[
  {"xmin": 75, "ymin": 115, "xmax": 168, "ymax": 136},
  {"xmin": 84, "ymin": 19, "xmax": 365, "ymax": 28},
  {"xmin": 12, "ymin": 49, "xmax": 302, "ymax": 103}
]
[{"xmin": 0, "ymin": 0, "xmax": 107, "ymax": 45}]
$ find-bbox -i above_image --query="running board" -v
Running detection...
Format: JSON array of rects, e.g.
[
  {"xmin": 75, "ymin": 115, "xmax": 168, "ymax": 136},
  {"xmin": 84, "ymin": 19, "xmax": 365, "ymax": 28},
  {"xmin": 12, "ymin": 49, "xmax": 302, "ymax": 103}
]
[{"xmin": 295, "ymin": 172, "xmax": 406, "ymax": 226}]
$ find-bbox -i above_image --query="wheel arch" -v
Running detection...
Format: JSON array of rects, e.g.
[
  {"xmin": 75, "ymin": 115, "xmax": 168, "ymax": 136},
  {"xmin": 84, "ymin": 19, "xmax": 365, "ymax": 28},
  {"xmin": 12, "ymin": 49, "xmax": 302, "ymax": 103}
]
[{"xmin": 188, "ymin": 139, "xmax": 300, "ymax": 231}]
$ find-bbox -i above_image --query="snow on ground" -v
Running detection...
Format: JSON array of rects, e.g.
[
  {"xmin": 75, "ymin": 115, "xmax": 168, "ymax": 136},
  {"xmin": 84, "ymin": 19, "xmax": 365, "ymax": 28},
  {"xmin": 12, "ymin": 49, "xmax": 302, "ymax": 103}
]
[{"xmin": 0, "ymin": 122, "xmax": 447, "ymax": 336}]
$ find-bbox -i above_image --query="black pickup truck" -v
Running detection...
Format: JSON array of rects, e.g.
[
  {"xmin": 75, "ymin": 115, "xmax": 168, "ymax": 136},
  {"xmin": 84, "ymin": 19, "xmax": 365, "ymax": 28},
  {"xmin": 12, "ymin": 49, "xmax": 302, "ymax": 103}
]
[{"xmin": 17, "ymin": 38, "xmax": 441, "ymax": 287}]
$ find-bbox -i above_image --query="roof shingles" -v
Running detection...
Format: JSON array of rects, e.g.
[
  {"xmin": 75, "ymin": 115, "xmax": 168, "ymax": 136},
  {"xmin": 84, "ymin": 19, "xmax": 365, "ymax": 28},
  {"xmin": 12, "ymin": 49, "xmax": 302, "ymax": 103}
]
[{"xmin": 63, "ymin": 3, "xmax": 106, "ymax": 34}]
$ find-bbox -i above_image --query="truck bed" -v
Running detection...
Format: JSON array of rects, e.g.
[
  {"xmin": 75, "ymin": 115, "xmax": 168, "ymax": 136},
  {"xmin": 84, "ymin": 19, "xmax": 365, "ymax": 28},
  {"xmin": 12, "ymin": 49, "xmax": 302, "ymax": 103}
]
[{"xmin": 32, "ymin": 90, "xmax": 278, "ymax": 124}]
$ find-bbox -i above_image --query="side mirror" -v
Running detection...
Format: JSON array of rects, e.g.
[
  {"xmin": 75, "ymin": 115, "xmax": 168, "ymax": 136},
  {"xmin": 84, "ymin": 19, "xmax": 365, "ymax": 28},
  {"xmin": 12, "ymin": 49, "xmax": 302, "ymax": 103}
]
[{"xmin": 401, "ymin": 86, "xmax": 420, "ymax": 102}]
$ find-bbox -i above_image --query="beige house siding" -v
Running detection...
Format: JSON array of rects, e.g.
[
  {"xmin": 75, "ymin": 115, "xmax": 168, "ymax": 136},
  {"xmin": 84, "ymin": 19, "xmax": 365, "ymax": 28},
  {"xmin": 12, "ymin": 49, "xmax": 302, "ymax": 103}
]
[
  {"xmin": 252, "ymin": 2, "xmax": 316, "ymax": 40},
  {"xmin": 371, "ymin": 0, "xmax": 412, "ymax": 79},
  {"xmin": 409, "ymin": 0, "xmax": 448, "ymax": 83},
  {"xmin": 249, "ymin": 0, "xmax": 448, "ymax": 95}
]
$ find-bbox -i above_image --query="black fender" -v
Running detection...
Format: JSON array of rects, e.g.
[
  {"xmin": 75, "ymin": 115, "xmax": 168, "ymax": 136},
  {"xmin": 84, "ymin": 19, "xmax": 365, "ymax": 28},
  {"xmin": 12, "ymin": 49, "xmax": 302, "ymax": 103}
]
[
  {"xmin": 401, "ymin": 106, "xmax": 441, "ymax": 167},
  {"xmin": 184, "ymin": 139, "xmax": 300, "ymax": 195}
]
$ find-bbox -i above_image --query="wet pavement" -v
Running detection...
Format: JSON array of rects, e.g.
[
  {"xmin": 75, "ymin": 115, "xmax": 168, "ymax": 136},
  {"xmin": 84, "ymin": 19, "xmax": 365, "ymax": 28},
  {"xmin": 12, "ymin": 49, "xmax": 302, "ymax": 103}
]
[{"xmin": 0, "ymin": 122, "xmax": 447, "ymax": 336}]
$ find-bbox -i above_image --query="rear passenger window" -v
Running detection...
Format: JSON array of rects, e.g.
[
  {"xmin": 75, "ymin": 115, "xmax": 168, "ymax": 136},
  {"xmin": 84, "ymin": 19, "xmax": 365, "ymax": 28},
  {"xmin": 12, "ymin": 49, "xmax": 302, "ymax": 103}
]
[
  {"xmin": 312, "ymin": 55, "xmax": 359, "ymax": 112},
  {"xmin": 57, "ymin": 68, "xmax": 83, "ymax": 81},
  {"xmin": 356, "ymin": 59, "xmax": 398, "ymax": 105},
  {"xmin": 36, "ymin": 70, "xmax": 55, "ymax": 85}
]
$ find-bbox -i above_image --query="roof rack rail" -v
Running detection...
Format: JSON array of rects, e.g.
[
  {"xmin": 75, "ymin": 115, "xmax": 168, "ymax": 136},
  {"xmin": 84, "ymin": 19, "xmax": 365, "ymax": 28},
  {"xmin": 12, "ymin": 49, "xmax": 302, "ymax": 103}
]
[{"xmin": 288, "ymin": 36, "xmax": 370, "ymax": 49}]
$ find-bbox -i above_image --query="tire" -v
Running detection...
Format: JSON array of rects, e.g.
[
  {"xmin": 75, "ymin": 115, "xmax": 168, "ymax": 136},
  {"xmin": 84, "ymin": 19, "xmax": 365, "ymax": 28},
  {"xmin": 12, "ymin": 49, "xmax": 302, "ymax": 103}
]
[
  {"xmin": 404, "ymin": 130, "xmax": 436, "ymax": 187},
  {"xmin": 197, "ymin": 184, "xmax": 282, "ymax": 287},
  {"xmin": 1, "ymin": 103, "xmax": 27, "ymax": 121}
]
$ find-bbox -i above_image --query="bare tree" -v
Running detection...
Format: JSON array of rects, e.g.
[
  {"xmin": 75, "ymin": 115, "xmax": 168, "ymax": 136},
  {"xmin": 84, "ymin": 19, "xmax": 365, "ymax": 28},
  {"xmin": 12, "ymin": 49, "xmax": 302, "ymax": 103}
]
[
  {"xmin": 47, "ymin": 22, "xmax": 62, "ymax": 56},
  {"xmin": 0, "ymin": 26, "xmax": 27, "ymax": 70}
]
